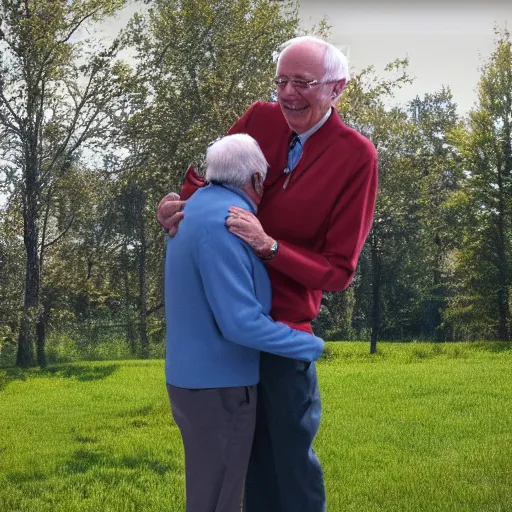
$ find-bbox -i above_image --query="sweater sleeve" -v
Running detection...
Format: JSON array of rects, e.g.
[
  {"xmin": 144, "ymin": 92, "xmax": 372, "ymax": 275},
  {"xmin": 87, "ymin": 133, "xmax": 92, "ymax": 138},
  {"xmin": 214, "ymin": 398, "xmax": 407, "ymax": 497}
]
[
  {"xmin": 267, "ymin": 156, "xmax": 378, "ymax": 292},
  {"xmin": 198, "ymin": 229, "xmax": 324, "ymax": 361}
]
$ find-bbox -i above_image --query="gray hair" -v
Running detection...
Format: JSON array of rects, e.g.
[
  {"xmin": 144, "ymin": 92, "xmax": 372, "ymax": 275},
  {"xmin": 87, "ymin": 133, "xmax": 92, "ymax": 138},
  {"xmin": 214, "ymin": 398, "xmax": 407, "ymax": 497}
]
[
  {"xmin": 275, "ymin": 35, "xmax": 350, "ymax": 83},
  {"xmin": 205, "ymin": 134, "xmax": 268, "ymax": 187}
]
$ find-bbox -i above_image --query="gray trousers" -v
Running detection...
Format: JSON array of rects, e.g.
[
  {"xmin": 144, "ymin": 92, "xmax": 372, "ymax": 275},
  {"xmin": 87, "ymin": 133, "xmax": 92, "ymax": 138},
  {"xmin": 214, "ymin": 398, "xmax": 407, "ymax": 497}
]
[{"xmin": 167, "ymin": 384, "xmax": 257, "ymax": 512}]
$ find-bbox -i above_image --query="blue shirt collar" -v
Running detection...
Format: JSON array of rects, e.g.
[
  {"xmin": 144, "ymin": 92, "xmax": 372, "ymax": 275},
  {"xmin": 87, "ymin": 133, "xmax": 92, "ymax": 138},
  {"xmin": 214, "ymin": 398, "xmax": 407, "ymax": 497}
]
[{"xmin": 296, "ymin": 107, "xmax": 332, "ymax": 146}]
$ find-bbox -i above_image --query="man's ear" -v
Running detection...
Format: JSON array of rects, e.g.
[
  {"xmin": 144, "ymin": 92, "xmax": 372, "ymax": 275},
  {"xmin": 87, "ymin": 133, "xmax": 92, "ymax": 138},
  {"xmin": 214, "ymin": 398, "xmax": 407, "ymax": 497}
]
[
  {"xmin": 332, "ymin": 79, "xmax": 346, "ymax": 100},
  {"xmin": 253, "ymin": 173, "xmax": 264, "ymax": 196}
]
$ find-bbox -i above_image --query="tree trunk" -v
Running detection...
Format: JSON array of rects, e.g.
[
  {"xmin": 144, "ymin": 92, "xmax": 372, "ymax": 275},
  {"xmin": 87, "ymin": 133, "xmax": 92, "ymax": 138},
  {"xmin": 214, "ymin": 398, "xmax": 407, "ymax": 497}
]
[
  {"xmin": 36, "ymin": 309, "xmax": 48, "ymax": 368},
  {"xmin": 496, "ymin": 208, "xmax": 510, "ymax": 341},
  {"xmin": 496, "ymin": 157, "xmax": 510, "ymax": 341},
  {"xmin": 34, "ymin": 192, "xmax": 53, "ymax": 368},
  {"xmin": 16, "ymin": 165, "xmax": 39, "ymax": 368},
  {"xmin": 432, "ymin": 244, "xmax": 446, "ymax": 342},
  {"xmin": 370, "ymin": 235, "xmax": 380, "ymax": 354},
  {"xmin": 138, "ymin": 214, "xmax": 149, "ymax": 359},
  {"xmin": 122, "ymin": 246, "xmax": 137, "ymax": 355}
]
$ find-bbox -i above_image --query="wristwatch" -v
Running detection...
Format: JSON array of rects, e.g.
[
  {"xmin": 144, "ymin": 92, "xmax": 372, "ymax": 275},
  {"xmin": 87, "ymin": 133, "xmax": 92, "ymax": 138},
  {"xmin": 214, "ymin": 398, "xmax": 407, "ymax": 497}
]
[{"xmin": 260, "ymin": 240, "xmax": 279, "ymax": 261}]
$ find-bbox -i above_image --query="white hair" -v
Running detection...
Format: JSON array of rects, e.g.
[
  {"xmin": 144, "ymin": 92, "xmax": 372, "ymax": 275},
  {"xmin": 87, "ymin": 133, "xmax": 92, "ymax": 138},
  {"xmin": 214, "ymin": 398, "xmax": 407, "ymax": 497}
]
[
  {"xmin": 275, "ymin": 35, "xmax": 350, "ymax": 83},
  {"xmin": 205, "ymin": 134, "xmax": 268, "ymax": 187}
]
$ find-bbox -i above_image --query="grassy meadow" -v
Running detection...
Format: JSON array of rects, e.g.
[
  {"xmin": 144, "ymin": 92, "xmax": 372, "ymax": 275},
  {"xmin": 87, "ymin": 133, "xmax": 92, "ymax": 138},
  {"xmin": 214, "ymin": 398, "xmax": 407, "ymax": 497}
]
[{"xmin": 0, "ymin": 342, "xmax": 511, "ymax": 511}]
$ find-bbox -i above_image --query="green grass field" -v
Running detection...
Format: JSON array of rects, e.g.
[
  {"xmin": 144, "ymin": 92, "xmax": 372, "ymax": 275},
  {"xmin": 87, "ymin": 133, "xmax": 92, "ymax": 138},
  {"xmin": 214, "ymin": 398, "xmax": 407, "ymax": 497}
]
[{"xmin": 1, "ymin": 342, "xmax": 511, "ymax": 512}]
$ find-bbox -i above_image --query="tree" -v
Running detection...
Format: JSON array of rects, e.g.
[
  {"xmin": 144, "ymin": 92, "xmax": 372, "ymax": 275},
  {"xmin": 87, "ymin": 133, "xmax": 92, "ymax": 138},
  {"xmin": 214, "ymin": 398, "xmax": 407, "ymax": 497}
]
[
  {"xmin": 0, "ymin": 0, "xmax": 129, "ymax": 366},
  {"xmin": 408, "ymin": 88, "xmax": 460, "ymax": 341},
  {"xmin": 36, "ymin": 165, "xmax": 122, "ymax": 349},
  {"xmin": 339, "ymin": 60, "xmax": 420, "ymax": 353},
  {"xmin": 0, "ymin": 200, "xmax": 24, "ymax": 359},
  {"xmin": 112, "ymin": 180, "xmax": 160, "ymax": 359},
  {"xmin": 450, "ymin": 28, "xmax": 512, "ymax": 340}
]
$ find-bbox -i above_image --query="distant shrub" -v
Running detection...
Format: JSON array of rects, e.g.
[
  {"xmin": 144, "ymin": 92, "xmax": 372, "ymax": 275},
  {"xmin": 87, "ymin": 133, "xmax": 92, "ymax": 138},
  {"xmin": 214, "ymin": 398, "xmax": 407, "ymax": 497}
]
[
  {"xmin": 0, "ymin": 341, "xmax": 17, "ymax": 367},
  {"xmin": 83, "ymin": 338, "xmax": 133, "ymax": 361},
  {"xmin": 46, "ymin": 333, "xmax": 144, "ymax": 362},
  {"xmin": 46, "ymin": 333, "xmax": 82, "ymax": 363},
  {"xmin": 311, "ymin": 305, "xmax": 332, "ymax": 339}
]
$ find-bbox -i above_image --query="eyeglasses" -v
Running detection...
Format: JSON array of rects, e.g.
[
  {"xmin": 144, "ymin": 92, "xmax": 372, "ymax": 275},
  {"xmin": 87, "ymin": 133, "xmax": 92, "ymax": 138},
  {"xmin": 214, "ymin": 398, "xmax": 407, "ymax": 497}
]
[{"xmin": 274, "ymin": 77, "xmax": 334, "ymax": 90}]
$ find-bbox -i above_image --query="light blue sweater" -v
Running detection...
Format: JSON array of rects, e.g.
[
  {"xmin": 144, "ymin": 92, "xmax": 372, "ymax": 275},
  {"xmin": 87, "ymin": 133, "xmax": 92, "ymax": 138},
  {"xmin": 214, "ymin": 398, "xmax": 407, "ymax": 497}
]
[{"xmin": 164, "ymin": 184, "xmax": 324, "ymax": 389}]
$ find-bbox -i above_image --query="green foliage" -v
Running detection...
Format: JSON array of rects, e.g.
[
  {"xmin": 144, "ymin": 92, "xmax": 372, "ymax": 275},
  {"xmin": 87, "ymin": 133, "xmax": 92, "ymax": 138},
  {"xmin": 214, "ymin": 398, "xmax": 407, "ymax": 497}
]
[
  {"xmin": 0, "ymin": 0, "xmax": 132, "ymax": 366},
  {"xmin": 311, "ymin": 304, "xmax": 333, "ymax": 339},
  {"xmin": 338, "ymin": 60, "xmax": 427, "ymax": 344},
  {"xmin": 408, "ymin": 88, "xmax": 461, "ymax": 341},
  {"xmin": 122, "ymin": 0, "xmax": 300, "ymax": 193},
  {"xmin": 323, "ymin": 286, "xmax": 357, "ymax": 341},
  {"xmin": 45, "ymin": 333, "xmax": 133, "ymax": 364},
  {"xmin": 0, "ymin": 202, "xmax": 23, "ymax": 353},
  {"xmin": 447, "ymin": 27, "xmax": 512, "ymax": 340}
]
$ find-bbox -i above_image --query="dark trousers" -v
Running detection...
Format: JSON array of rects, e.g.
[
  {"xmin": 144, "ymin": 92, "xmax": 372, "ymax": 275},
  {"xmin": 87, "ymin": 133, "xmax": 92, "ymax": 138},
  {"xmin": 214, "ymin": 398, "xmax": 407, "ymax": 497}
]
[
  {"xmin": 167, "ymin": 384, "xmax": 257, "ymax": 512},
  {"xmin": 244, "ymin": 353, "xmax": 325, "ymax": 512}
]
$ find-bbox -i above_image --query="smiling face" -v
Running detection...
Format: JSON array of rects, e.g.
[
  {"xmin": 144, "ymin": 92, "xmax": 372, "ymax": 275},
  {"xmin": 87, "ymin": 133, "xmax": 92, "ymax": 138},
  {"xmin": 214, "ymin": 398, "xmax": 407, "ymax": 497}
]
[{"xmin": 276, "ymin": 42, "xmax": 337, "ymax": 134}]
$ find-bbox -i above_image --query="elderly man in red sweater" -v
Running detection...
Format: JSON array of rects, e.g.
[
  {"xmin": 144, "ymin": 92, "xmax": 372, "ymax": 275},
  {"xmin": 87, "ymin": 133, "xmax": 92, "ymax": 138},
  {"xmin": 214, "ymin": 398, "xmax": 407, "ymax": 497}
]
[{"xmin": 158, "ymin": 35, "xmax": 378, "ymax": 512}]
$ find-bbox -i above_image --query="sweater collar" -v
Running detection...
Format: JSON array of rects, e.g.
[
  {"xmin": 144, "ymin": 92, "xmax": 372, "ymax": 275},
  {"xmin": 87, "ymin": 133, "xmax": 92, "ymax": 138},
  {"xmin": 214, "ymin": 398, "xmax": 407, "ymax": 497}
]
[{"xmin": 209, "ymin": 182, "xmax": 258, "ymax": 214}]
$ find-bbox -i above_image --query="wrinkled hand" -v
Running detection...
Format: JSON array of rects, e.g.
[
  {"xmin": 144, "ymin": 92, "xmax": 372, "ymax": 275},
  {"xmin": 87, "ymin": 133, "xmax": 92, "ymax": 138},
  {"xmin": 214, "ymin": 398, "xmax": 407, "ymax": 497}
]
[
  {"xmin": 226, "ymin": 206, "xmax": 274, "ymax": 257},
  {"xmin": 157, "ymin": 192, "xmax": 186, "ymax": 237}
]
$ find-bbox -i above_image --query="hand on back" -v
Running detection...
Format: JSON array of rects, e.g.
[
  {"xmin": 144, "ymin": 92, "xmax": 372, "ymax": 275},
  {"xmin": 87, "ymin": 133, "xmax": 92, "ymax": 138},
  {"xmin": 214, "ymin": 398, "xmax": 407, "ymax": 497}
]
[{"xmin": 157, "ymin": 192, "xmax": 186, "ymax": 237}]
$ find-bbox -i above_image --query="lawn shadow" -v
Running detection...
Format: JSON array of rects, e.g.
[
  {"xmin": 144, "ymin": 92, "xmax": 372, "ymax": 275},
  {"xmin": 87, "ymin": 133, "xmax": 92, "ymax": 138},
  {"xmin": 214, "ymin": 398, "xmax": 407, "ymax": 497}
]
[
  {"xmin": 6, "ymin": 471, "xmax": 47, "ymax": 485},
  {"xmin": 63, "ymin": 447, "xmax": 180, "ymax": 477},
  {"xmin": 39, "ymin": 363, "xmax": 120, "ymax": 382},
  {"xmin": 472, "ymin": 341, "xmax": 512, "ymax": 353},
  {"xmin": 119, "ymin": 405, "xmax": 154, "ymax": 418},
  {"xmin": 0, "ymin": 363, "xmax": 120, "ymax": 392},
  {"xmin": 0, "ymin": 367, "xmax": 28, "ymax": 392}
]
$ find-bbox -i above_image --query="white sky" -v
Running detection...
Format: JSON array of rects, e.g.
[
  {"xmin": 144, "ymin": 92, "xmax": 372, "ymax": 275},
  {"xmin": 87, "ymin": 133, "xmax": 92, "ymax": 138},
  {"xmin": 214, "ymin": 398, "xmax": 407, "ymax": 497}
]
[{"xmin": 299, "ymin": 0, "xmax": 512, "ymax": 115}]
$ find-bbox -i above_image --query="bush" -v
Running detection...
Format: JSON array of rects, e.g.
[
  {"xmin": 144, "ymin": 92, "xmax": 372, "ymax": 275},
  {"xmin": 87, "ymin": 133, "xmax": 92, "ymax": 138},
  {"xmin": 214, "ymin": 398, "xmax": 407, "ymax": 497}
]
[
  {"xmin": 0, "ymin": 341, "xmax": 17, "ymax": 367},
  {"xmin": 1, "ymin": 327, "xmax": 166, "ymax": 366},
  {"xmin": 46, "ymin": 333, "xmax": 82, "ymax": 363},
  {"xmin": 311, "ymin": 305, "xmax": 333, "ymax": 339}
]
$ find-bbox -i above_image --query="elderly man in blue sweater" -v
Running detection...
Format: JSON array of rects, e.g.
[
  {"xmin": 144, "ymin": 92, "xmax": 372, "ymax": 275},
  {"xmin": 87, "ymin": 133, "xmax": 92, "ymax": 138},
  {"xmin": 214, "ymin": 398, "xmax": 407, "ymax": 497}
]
[{"xmin": 165, "ymin": 133, "xmax": 323, "ymax": 512}]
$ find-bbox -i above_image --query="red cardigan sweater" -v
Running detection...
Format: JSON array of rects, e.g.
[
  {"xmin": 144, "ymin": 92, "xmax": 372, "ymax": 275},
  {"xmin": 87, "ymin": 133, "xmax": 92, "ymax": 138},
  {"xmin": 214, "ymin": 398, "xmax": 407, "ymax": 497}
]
[{"xmin": 182, "ymin": 101, "xmax": 378, "ymax": 333}]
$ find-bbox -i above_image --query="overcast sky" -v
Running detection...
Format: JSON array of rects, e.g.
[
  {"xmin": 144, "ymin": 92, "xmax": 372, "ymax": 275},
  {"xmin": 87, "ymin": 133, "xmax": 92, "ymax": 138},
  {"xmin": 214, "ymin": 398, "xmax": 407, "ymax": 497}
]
[{"xmin": 299, "ymin": 0, "xmax": 512, "ymax": 115}]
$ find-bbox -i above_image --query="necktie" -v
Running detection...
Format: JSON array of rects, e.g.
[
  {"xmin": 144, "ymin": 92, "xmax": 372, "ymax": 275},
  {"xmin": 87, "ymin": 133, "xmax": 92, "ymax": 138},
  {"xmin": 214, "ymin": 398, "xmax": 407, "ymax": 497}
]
[{"xmin": 285, "ymin": 132, "xmax": 302, "ymax": 174}]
